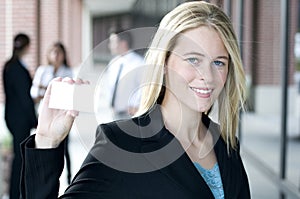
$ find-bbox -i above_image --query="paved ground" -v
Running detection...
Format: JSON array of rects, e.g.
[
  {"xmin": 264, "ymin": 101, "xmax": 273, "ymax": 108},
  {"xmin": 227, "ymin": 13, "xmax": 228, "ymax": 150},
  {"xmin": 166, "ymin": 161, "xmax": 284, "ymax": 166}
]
[{"xmin": 241, "ymin": 113, "xmax": 300, "ymax": 199}]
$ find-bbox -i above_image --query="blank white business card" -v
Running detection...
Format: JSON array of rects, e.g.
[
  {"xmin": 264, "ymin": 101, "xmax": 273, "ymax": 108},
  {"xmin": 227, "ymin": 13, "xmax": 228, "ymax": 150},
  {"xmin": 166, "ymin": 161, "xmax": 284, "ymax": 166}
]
[{"xmin": 48, "ymin": 81, "xmax": 94, "ymax": 112}]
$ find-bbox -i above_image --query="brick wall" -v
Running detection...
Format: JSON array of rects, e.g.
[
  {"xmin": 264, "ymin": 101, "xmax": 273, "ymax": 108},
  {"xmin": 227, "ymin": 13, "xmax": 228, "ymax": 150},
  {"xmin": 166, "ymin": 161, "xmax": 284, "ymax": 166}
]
[
  {"xmin": 236, "ymin": 0, "xmax": 297, "ymax": 86},
  {"xmin": 0, "ymin": 1, "xmax": 6, "ymax": 103},
  {"xmin": 39, "ymin": 0, "xmax": 82, "ymax": 67},
  {"xmin": 39, "ymin": 0, "xmax": 60, "ymax": 65},
  {"xmin": 0, "ymin": 0, "xmax": 39, "ymax": 79},
  {"xmin": 0, "ymin": 0, "xmax": 82, "ymax": 104},
  {"xmin": 62, "ymin": 0, "xmax": 82, "ymax": 68}
]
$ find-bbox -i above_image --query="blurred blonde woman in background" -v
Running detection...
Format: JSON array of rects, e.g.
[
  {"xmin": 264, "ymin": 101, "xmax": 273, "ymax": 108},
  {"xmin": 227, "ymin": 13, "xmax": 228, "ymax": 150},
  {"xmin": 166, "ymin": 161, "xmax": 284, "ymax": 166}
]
[
  {"xmin": 31, "ymin": 42, "xmax": 73, "ymax": 105},
  {"xmin": 30, "ymin": 42, "xmax": 73, "ymax": 184}
]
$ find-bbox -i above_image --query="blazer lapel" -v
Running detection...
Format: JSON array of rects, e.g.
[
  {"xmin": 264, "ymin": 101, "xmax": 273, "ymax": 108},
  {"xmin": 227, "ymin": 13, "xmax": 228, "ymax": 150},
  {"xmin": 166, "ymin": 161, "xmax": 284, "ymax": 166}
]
[
  {"xmin": 140, "ymin": 132, "xmax": 214, "ymax": 198},
  {"xmin": 138, "ymin": 106, "xmax": 214, "ymax": 198},
  {"xmin": 214, "ymin": 135, "xmax": 242, "ymax": 199},
  {"xmin": 204, "ymin": 114, "xmax": 240, "ymax": 199}
]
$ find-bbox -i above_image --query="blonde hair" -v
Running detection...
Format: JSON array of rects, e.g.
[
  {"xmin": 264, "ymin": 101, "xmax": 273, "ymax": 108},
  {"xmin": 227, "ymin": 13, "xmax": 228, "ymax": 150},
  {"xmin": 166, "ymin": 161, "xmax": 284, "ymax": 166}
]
[{"xmin": 138, "ymin": 1, "xmax": 246, "ymax": 149}]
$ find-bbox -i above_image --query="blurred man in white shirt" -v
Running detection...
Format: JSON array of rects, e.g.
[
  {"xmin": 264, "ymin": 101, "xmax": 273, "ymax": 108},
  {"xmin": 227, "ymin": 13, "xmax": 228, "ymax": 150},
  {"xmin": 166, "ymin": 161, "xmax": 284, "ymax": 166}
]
[{"xmin": 107, "ymin": 29, "xmax": 145, "ymax": 119}]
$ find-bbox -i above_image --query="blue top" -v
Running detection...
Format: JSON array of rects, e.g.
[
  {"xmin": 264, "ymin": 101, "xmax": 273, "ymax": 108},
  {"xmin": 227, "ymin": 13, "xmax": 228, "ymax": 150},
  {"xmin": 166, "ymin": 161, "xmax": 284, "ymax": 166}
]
[{"xmin": 193, "ymin": 162, "xmax": 224, "ymax": 199}]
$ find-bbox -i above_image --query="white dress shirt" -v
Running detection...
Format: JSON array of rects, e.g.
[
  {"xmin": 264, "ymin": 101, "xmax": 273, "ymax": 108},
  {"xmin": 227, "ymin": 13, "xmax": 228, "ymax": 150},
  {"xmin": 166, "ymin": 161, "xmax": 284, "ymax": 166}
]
[
  {"xmin": 31, "ymin": 65, "xmax": 73, "ymax": 99},
  {"xmin": 106, "ymin": 51, "xmax": 145, "ymax": 114}
]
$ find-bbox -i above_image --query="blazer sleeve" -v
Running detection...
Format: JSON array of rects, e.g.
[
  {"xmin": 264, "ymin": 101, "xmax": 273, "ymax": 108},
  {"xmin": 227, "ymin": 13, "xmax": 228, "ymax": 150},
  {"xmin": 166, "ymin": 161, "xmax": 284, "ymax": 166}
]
[
  {"xmin": 20, "ymin": 125, "xmax": 123, "ymax": 199},
  {"xmin": 20, "ymin": 135, "xmax": 65, "ymax": 199},
  {"xmin": 62, "ymin": 124, "xmax": 123, "ymax": 198}
]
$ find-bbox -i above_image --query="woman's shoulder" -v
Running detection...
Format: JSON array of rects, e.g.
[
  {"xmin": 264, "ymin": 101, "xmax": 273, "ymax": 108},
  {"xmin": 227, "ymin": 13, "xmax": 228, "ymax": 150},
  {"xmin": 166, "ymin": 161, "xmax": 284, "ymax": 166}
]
[
  {"xmin": 95, "ymin": 117, "xmax": 145, "ymax": 151},
  {"xmin": 36, "ymin": 65, "xmax": 53, "ymax": 72},
  {"xmin": 102, "ymin": 106, "xmax": 165, "ymax": 133},
  {"xmin": 33, "ymin": 65, "xmax": 52, "ymax": 77},
  {"xmin": 4, "ymin": 59, "xmax": 20, "ymax": 69},
  {"xmin": 94, "ymin": 108, "xmax": 169, "ymax": 152},
  {"xmin": 3, "ymin": 59, "xmax": 28, "ymax": 76},
  {"xmin": 38, "ymin": 64, "xmax": 52, "ymax": 68}
]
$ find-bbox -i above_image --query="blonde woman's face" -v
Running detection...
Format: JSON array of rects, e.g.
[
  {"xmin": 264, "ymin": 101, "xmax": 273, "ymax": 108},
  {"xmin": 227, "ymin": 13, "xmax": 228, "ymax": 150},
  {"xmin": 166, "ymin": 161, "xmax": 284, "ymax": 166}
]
[
  {"xmin": 49, "ymin": 47, "xmax": 64, "ymax": 66},
  {"xmin": 164, "ymin": 26, "xmax": 229, "ymax": 113}
]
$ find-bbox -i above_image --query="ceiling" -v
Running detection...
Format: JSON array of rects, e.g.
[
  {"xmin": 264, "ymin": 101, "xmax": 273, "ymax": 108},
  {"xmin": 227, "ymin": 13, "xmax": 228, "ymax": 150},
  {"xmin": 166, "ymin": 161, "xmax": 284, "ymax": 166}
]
[{"xmin": 84, "ymin": 0, "xmax": 137, "ymax": 16}]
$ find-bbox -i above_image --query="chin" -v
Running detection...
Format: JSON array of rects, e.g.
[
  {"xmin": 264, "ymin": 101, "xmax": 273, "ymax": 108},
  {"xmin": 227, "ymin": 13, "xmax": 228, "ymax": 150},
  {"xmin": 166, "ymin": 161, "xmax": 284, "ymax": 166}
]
[{"xmin": 196, "ymin": 104, "xmax": 212, "ymax": 113}]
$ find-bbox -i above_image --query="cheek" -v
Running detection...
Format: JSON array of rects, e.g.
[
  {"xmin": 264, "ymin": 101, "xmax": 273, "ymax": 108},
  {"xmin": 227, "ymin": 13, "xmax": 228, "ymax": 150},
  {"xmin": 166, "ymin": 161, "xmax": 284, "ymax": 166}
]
[
  {"xmin": 59, "ymin": 54, "xmax": 65, "ymax": 61},
  {"xmin": 49, "ymin": 54, "xmax": 55, "ymax": 61},
  {"xmin": 180, "ymin": 68, "xmax": 196, "ymax": 82},
  {"xmin": 166, "ymin": 55, "xmax": 195, "ymax": 86},
  {"xmin": 167, "ymin": 65, "xmax": 195, "ymax": 84}
]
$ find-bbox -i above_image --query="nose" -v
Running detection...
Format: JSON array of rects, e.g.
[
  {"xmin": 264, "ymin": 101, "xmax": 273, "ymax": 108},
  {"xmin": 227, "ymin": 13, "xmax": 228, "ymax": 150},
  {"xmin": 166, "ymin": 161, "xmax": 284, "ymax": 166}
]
[{"xmin": 194, "ymin": 60, "xmax": 214, "ymax": 83}]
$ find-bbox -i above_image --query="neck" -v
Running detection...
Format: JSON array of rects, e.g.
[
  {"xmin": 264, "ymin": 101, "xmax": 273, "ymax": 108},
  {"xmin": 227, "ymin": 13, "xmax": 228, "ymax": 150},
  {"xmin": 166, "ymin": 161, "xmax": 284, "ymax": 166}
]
[
  {"xmin": 161, "ymin": 94, "xmax": 206, "ymax": 149},
  {"xmin": 119, "ymin": 48, "xmax": 131, "ymax": 56},
  {"xmin": 18, "ymin": 53, "xmax": 25, "ymax": 60},
  {"xmin": 53, "ymin": 63, "xmax": 62, "ymax": 73}
]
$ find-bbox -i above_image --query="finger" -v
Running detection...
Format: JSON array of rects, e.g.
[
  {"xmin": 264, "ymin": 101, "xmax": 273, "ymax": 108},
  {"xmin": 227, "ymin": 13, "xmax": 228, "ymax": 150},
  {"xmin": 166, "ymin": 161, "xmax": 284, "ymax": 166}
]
[
  {"xmin": 53, "ymin": 77, "xmax": 63, "ymax": 82},
  {"xmin": 83, "ymin": 80, "xmax": 90, "ymax": 84},
  {"xmin": 67, "ymin": 110, "xmax": 79, "ymax": 117},
  {"xmin": 64, "ymin": 110, "xmax": 79, "ymax": 130},
  {"xmin": 72, "ymin": 78, "xmax": 90, "ymax": 86},
  {"xmin": 74, "ymin": 78, "xmax": 84, "ymax": 84},
  {"xmin": 62, "ymin": 77, "xmax": 75, "ymax": 84},
  {"xmin": 73, "ymin": 78, "xmax": 90, "ymax": 85}
]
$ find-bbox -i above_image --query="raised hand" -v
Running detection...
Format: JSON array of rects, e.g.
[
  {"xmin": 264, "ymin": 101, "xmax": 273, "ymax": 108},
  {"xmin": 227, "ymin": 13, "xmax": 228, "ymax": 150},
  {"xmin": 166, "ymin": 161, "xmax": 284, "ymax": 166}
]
[{"xmin": 35, "ymin": 77, "xmax": 89, "ymax": 148}]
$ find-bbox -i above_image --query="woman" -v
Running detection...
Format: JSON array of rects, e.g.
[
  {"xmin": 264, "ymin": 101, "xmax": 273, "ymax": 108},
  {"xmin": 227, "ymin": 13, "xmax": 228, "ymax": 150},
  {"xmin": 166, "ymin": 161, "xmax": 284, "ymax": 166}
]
[
  {"xmin": 2, "ymin": 33, "xmax": 37, "ymax": 199},
  {"xmin": 31, "ymin": 42, "xmax": 73, "ymax": 104},
  {"xmin": 30, "ymin": 42, "xmax": 73, "ymax": 184},
  {"xmin": 20, "ymin": 2, "xmax": 250, "ymax": 198}
]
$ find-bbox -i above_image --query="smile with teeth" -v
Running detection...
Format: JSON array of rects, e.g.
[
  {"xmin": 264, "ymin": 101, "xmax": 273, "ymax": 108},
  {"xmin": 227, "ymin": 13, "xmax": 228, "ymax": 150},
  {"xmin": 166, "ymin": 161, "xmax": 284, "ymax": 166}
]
[{"xmin": 190, "ymin": 87, "xmax": 212, "ymax": 94}]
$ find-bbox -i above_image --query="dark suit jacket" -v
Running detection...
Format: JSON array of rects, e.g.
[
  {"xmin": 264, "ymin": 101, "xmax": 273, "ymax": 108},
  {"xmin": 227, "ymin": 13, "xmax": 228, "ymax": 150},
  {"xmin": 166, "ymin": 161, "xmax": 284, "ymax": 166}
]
[
  {"xmin": 20, "ymin": 106, "xmax": 250, "ymax": 199},
  {"xmin": 3, "ymin": 58, "xmax": 37, "ymax": 132}
]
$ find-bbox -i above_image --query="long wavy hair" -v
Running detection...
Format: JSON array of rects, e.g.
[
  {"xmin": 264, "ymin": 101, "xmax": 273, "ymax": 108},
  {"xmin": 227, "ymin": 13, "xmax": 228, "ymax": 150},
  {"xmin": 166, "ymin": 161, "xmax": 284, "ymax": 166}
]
[{"xmin": 138, "ymin": 1, "xmax": 246, "ymax": 149}]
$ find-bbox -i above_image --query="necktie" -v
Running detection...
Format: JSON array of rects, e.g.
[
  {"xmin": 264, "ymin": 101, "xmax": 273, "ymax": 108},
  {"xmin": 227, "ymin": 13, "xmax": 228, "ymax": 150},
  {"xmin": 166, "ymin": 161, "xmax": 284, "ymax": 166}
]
[{"xmin": 111, "ymin": 63, "xmax": 124, "ymax": 107}]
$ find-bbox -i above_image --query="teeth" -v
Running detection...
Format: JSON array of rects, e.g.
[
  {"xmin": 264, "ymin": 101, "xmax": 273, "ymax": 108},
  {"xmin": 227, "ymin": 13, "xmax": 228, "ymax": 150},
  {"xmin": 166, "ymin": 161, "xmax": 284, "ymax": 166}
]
[{"xmin": 191, "ymin": 87, "xmax": 212, "ymax": 94}]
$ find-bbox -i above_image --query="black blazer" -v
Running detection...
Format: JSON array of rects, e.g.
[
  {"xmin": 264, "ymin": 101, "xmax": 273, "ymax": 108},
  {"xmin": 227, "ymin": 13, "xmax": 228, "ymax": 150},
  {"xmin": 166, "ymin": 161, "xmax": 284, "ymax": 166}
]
[
  {"xmin": 3, "ymin": 59, "xmax": 37, "ymax": 131},
  {"xmin": 20, "ymin": 106, "xmax": 250, "ymax": 199}
]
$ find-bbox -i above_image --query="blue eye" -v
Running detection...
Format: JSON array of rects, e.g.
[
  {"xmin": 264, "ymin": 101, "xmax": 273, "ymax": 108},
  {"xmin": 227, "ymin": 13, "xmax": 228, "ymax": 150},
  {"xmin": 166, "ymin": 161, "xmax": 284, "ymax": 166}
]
[
  {"xmin": 213, "ymin": 60, "xmax": 225, "ymax": 67},
  {"xmin": 186, "ymin": 57, "xmax": 199, "ymax": 65}
]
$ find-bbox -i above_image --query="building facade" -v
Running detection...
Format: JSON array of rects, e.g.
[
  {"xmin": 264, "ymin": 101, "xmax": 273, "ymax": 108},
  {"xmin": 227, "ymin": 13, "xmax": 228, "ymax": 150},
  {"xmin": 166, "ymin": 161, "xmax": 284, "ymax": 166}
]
[
  {"xmin": 0, "ymin": 0, "xmax": 82, "ymax": 104},
  {"xmin": 0, "ymin": 0, "xmax": 299, "ymax": 197},
  {"xmin": 0, "ymin": 0, "xmax": 298, "ymax": 114}
]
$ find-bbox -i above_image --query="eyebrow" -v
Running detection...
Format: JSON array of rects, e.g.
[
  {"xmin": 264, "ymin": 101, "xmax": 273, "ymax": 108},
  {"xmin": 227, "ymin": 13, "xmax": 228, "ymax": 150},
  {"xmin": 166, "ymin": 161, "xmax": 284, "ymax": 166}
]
[
  {"xmin": 182, "ymin": 52, "xmax": 229, "ymax": 60},
  {"xmin": 216, "ymin": 55, "xmax": 229, "ymax": 60}
]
